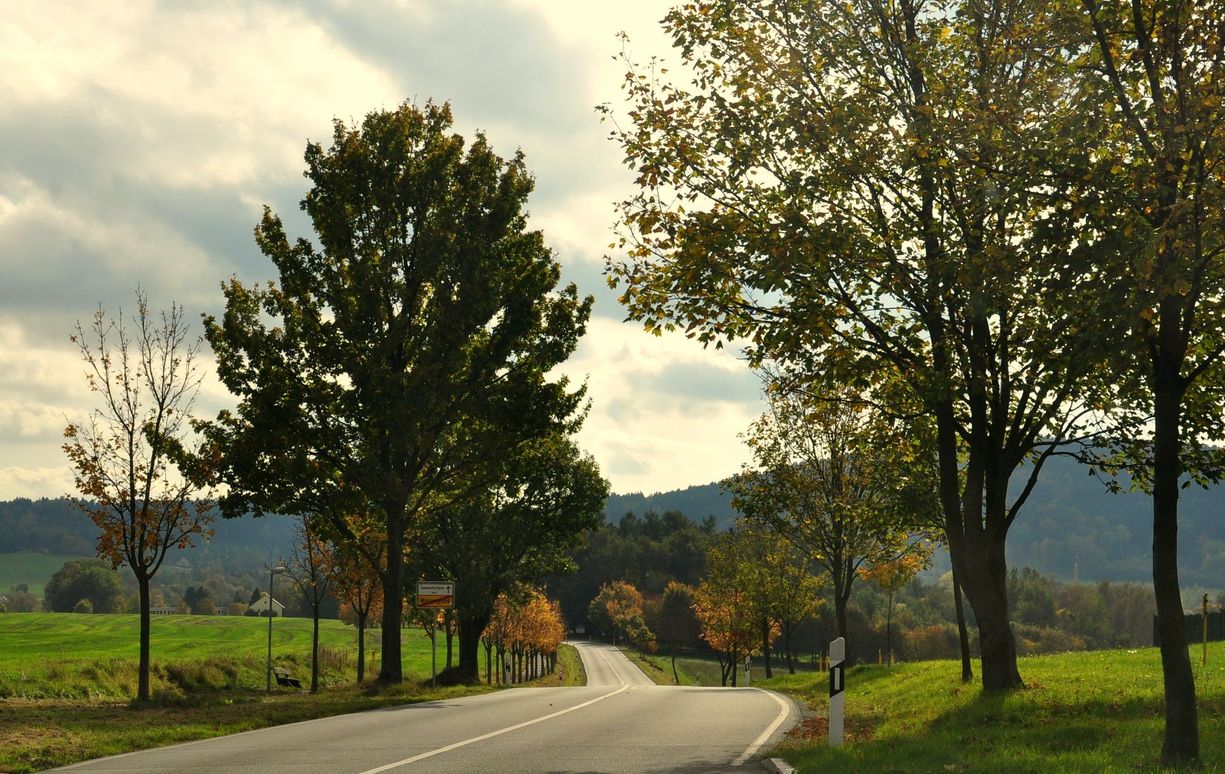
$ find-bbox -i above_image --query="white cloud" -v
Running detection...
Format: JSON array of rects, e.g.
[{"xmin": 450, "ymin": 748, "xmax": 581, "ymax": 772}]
[
  {"xmin": 561, "ymin": 317, "xmax": 763, "ymax": 494},
  {"xmin": 0, "ymin": 1, "xmax": 757, "ymax": 499},
  {"xmin": 0, "ymin": 466, "xmax": 74, "ymax": 500}
]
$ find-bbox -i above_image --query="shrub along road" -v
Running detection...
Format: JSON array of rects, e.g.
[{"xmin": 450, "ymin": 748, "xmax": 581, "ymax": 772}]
[{"xmin": 53, "ymin": 641, "xmax": 797, "ymax": 773}]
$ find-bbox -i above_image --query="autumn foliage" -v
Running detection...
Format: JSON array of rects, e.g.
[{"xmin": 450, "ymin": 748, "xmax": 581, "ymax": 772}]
[{"xmin": 481, "ymin": 589, "xmax": 566, "ymax": 684}]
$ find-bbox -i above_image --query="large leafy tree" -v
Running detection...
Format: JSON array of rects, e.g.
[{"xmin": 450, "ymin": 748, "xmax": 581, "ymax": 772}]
[
  {"xmin": 42, "ymin": 558, "xmax": 126, "ymax": 614},
  {"xmin": 1056, "ymin": 1, "xmax": 1225, "ymax": 764},
  {"xmin": 606, "ymin": 0, "xmax": 1115, "ymax": 689},
  {"xmin": 417, "ymin": 434, "xmax": 608, "ymax": 683},
  {"xmin": 588, "ymin": 580, "xmax": 656, "ymax": 651},
  {"xmin": 201, "ymin": 102, "xmax": 592, "ymax": 683},
  {"xmin": 62, "ymin": 293, "xmax": 213, "ymax": 702},
  {"xmin": 726, "ymin": 388, "xmax": 917, "ymax": 651}
]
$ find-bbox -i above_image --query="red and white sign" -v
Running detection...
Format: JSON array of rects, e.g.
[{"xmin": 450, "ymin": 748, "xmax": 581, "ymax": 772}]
[{"xmin": 416, "ymin": 581, "xmax": 454, "ymax": 609}]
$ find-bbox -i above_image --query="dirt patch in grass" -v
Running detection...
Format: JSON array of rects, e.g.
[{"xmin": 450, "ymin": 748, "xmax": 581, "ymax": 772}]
[{"xmin": 785, "ymin": 713, "xmax": 877, "ymax": 744}]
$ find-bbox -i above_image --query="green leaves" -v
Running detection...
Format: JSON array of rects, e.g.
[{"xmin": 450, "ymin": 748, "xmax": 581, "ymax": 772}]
[{"xmin": 199, "ymin": 101, "xmax": 598, "ymax": 681}]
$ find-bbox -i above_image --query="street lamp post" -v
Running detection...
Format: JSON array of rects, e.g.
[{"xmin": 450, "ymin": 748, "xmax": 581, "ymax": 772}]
[{"xmin": 266, "ymin": 561, "xmax": 286, "ymax": 693}]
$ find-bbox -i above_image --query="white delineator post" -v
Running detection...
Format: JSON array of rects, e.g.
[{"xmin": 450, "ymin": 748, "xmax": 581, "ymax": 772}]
[{"xmin": 829, "ymin": 637, "xmax": 845, "ymax": 747}]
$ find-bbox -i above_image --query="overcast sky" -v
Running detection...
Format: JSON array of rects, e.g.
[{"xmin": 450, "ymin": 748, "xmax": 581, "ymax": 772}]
[{"xmin": 0, "ymin": 1, "xmax": 764, "ymax": 500}]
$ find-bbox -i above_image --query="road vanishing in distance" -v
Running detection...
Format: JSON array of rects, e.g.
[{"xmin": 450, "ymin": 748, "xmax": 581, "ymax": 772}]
[{"xmin": 55, "ymin": 641, "xmax": 797, "ymax": 773}]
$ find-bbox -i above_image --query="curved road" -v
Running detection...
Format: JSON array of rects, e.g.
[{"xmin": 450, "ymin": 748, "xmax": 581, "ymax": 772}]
[{"xmin": 56, "ymin": 641, "xmax": 796, "ymax": 773}]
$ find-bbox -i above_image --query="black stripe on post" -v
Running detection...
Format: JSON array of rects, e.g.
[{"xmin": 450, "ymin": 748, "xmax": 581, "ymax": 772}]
[{"xmin": 829, "ymin": 664, "xmax": 844, "ymax": 697}]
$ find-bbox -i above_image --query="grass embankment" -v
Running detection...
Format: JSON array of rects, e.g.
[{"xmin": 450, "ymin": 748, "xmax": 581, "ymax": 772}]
[
  {"xmin": 525, "ymin": 642, "xmax": 585, "ymax": 687},
  {"xmin": 621, "ymin": 649, "xmax": 727, "ymax": 686},
  {"xmin": 0, "ymin": 613, "xmax": 579, "ymax": 772},
  {"xmin": 759, "ymin": 642, "xmax": 1225, "ymax": 772}
]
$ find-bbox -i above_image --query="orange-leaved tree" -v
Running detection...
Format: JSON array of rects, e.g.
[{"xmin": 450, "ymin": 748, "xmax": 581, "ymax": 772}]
[
  {"xmin": 693, "ymin": 530, "xmax": 778, "ymax": 686},
  {"xmin": 63, "ymin": 291, "xmax": 214, "ymax": 703},
  {"xmin": 588, "ymin": 580, "xmax": 655, "ymax": 654},
  {"xmin": 326, "ymin": 514, "xmax": 384, "ymax": 683},
  {"xmin": 857, "ymin": 544, "xmax": 932, "ymax": 662}
]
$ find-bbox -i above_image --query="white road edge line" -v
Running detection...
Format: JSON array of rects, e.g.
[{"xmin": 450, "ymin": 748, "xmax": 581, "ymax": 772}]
[
  {"xmin": 731, "ymin": 689, "xmax": 792, "ymax": 767},
  {"xmin": 357, "ymin": 684, "xmax": 631, "ymax": 773}
]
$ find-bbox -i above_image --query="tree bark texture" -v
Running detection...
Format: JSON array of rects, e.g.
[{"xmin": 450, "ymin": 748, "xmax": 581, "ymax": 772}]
[
  {"xmin": 1153, "ymin": 357, "xmax": 1199, "ymax": 767},
  {"xmin": 952, "ymin": 564, "xmax": 973, "ymax": 683},
  {"xmin": 378, "ymin": 507, "xmax": 405, "ymax": 683},
  {"xmin": 457, "ymin": 613, "xmax": 491, "ymax": 684},
  {"xmin": 137, "ymin": 576, "xmax": 151, "ymax": 702}
]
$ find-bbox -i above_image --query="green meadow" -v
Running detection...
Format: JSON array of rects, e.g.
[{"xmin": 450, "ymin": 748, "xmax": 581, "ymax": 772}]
[
  {"xmin": 0, "ymin": 612, "xmax": 526, "ymax": 772},
  {"xmin": 0, "ymin": 554, "xmax": 89, "ymax": 601},
  {"xmin": 759, "ymin": 643, "xmax": 1225, "ymax": 772},
  {"xmin": 623, "ymin": 643, "xmax": 1225, "ymax": 770},
  {"xmin": 0, "ymin": 612, "xmax": 447, "ymax": 699}
]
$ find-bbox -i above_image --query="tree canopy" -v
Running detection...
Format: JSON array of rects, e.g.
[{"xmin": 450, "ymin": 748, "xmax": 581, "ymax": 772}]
[
  {"xmin": 201, "ymin": 101, "xmax": 593, "ymax": 683},
  {"xmin": 605, "ymin": 0, "xmax": 1118, "ymax": 691}
]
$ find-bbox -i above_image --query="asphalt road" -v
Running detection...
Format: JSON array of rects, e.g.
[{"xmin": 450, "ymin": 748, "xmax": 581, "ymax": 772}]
[{"xmin": 56, "ymin": 641, "xmax": 797, "ymax": 773}]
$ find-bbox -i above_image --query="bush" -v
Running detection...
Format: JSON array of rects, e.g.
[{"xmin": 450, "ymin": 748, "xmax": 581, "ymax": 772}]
[
  {"xmin": 1, "ymin": 591, "xmax": 37, "ymax": 613},
  {"xmin": 902, "ymin": 624, "xmax": 963, "ymax": 661},
  {"xmin": 44, "ymin": 559, "xmax": 125, "ymax": 613},
  {"xmin": 73, "ymin": 599, "xmax": 94, "ymax": 614},
  {"xmin": 1014, "ymin": 624, "xmax": 1085, "ymax": 655}
]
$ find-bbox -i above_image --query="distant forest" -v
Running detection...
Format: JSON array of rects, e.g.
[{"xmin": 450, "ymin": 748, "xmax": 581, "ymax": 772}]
[
  {"xmin": 604, "ymin": 456, "xmax": 1225, "ymax": 588},
  {"xmin": 4, "ymin": 454, "xmax": 1224, "ymax": 586},
  {"xmin": 0, "ymin": 498, "xmax": 298, "ymax": 573}
]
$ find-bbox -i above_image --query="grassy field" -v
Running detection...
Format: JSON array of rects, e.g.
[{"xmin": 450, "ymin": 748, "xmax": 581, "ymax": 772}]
[
  {"xmin": 758, "ymin": 643, "xmax": 1225, "ymax": 772},
  {"xmin": 0, "ymin": 553, "xmax": 89, "ymax": 600},
  {"xmin": 0, "ymin": 612, "xmax": 445, "ymax": 698},
  {"xmin": 621, "ymin": 649, "xmax": 728, "ymax": 687},
  {"xmin": 0, "ymin": 613, "xmax": 571, "ymax": 772}
]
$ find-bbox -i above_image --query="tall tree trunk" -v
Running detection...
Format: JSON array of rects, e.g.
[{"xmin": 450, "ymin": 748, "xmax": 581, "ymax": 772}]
[
  {"xmin": 310, "ymin": 609, "xmax": 320, "ymax": 693},
  {"xmin": 783, "ymin": 622, "xmax": 796, "ymax": 675},
  {"xmin": 137, "ymin": 574, "xmax": 151, "ymax": 702},
  {"xmin": 356, "ymin": 613, "xmax": 367, "ymax": 683},
  {"xmin": 959, "ymin": 530, "xmax": 1021, "ymax": 690},
  {"xmin": 885, "ymin": 590, "xmax": 894, "ymax": 662},
  {"xmin": 445, "ymin": 610, "xmax": 454, "ymax": 670},
  {"xmin": 671, "ymin": 647, "xmax": 680, "ymax": 685},
  {"xmin": 1153, "ymin": 359, "xmax": 1199, "ymax": 767},
  {"xmin": 453, "ymin": 614, "xmax": 485, "ymax": 680},
  {"xmin": 833, "ymin": 566, "xmax": 852, "ymax": 650},
  {"xmin": 935, "ymin": 400, "xmax": 1021, "ymax": 691},
  {"xmin": 760, "ymin": 617, "xmax": 773, "ymax": 678},
  {"xmin": 378, "ymin": 508, "xmax": 405, "ymax": 683},
  {"xmin": 951, "ymin": 563, "xmax": 973, "ymax": 683}
]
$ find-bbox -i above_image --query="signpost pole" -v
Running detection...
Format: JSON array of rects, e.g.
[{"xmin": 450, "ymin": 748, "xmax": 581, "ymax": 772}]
[
  {"xmin": 414, "ymin": 581, "xmax": 454, "ymax": 690},
  {"xmin": 829, "ymin": 637, "xmax": 845, "ymax": 747}
]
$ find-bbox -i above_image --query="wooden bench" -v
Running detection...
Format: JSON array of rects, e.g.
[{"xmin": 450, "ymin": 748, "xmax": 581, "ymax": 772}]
[{"xmin": 274, "ymin": 667, "xmax": 302, "ymax": 689}]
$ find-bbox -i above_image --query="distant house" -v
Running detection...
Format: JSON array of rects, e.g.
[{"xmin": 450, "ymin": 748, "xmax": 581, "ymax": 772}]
[
  {"xmin": 248, "ymin": 593, "xmax": 286, "ymax": 617},
  {"xmin": 149, "ymin": 606, "xmax": 173, "ymax": 616}
]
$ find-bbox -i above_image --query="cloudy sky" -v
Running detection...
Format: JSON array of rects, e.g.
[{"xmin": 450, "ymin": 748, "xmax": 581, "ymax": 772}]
[{"xmin": 0, "ymin": 1, "xmax": 764, "ymax": 500}]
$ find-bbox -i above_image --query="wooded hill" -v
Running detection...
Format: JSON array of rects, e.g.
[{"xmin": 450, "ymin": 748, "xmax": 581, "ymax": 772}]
[
  {"xmin": 605, "ymin": 455, "xmax": 1225, "ymax": 587},
  {"xmin": 5, "ymin": 454, "xmax": 1223, "ymax": 586},
  {"xmin": 0, "ymin": 498, "xmax": 298, "ymax": 573}
]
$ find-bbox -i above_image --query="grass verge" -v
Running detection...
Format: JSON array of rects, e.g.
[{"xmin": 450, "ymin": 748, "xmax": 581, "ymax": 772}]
[
  {"xmin": 760, "ymin": 642, "xmax": 1225, "ymax": 772},
  {"xmin": 0, "ymin": 613, "xmax": 504, "ymax": 772},
  {"xmin": 521, "ymin": 644, "xmax": 586, "ymax": 688},
  {"xmin": 620, "ymin": 649, "xmax": 728, "ymax": 686}
]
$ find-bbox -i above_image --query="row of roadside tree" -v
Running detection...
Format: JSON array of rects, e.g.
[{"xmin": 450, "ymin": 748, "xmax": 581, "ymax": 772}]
[{"xmin": 60, "ymin": 103, "xmax": 607, "ymax": 702}]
